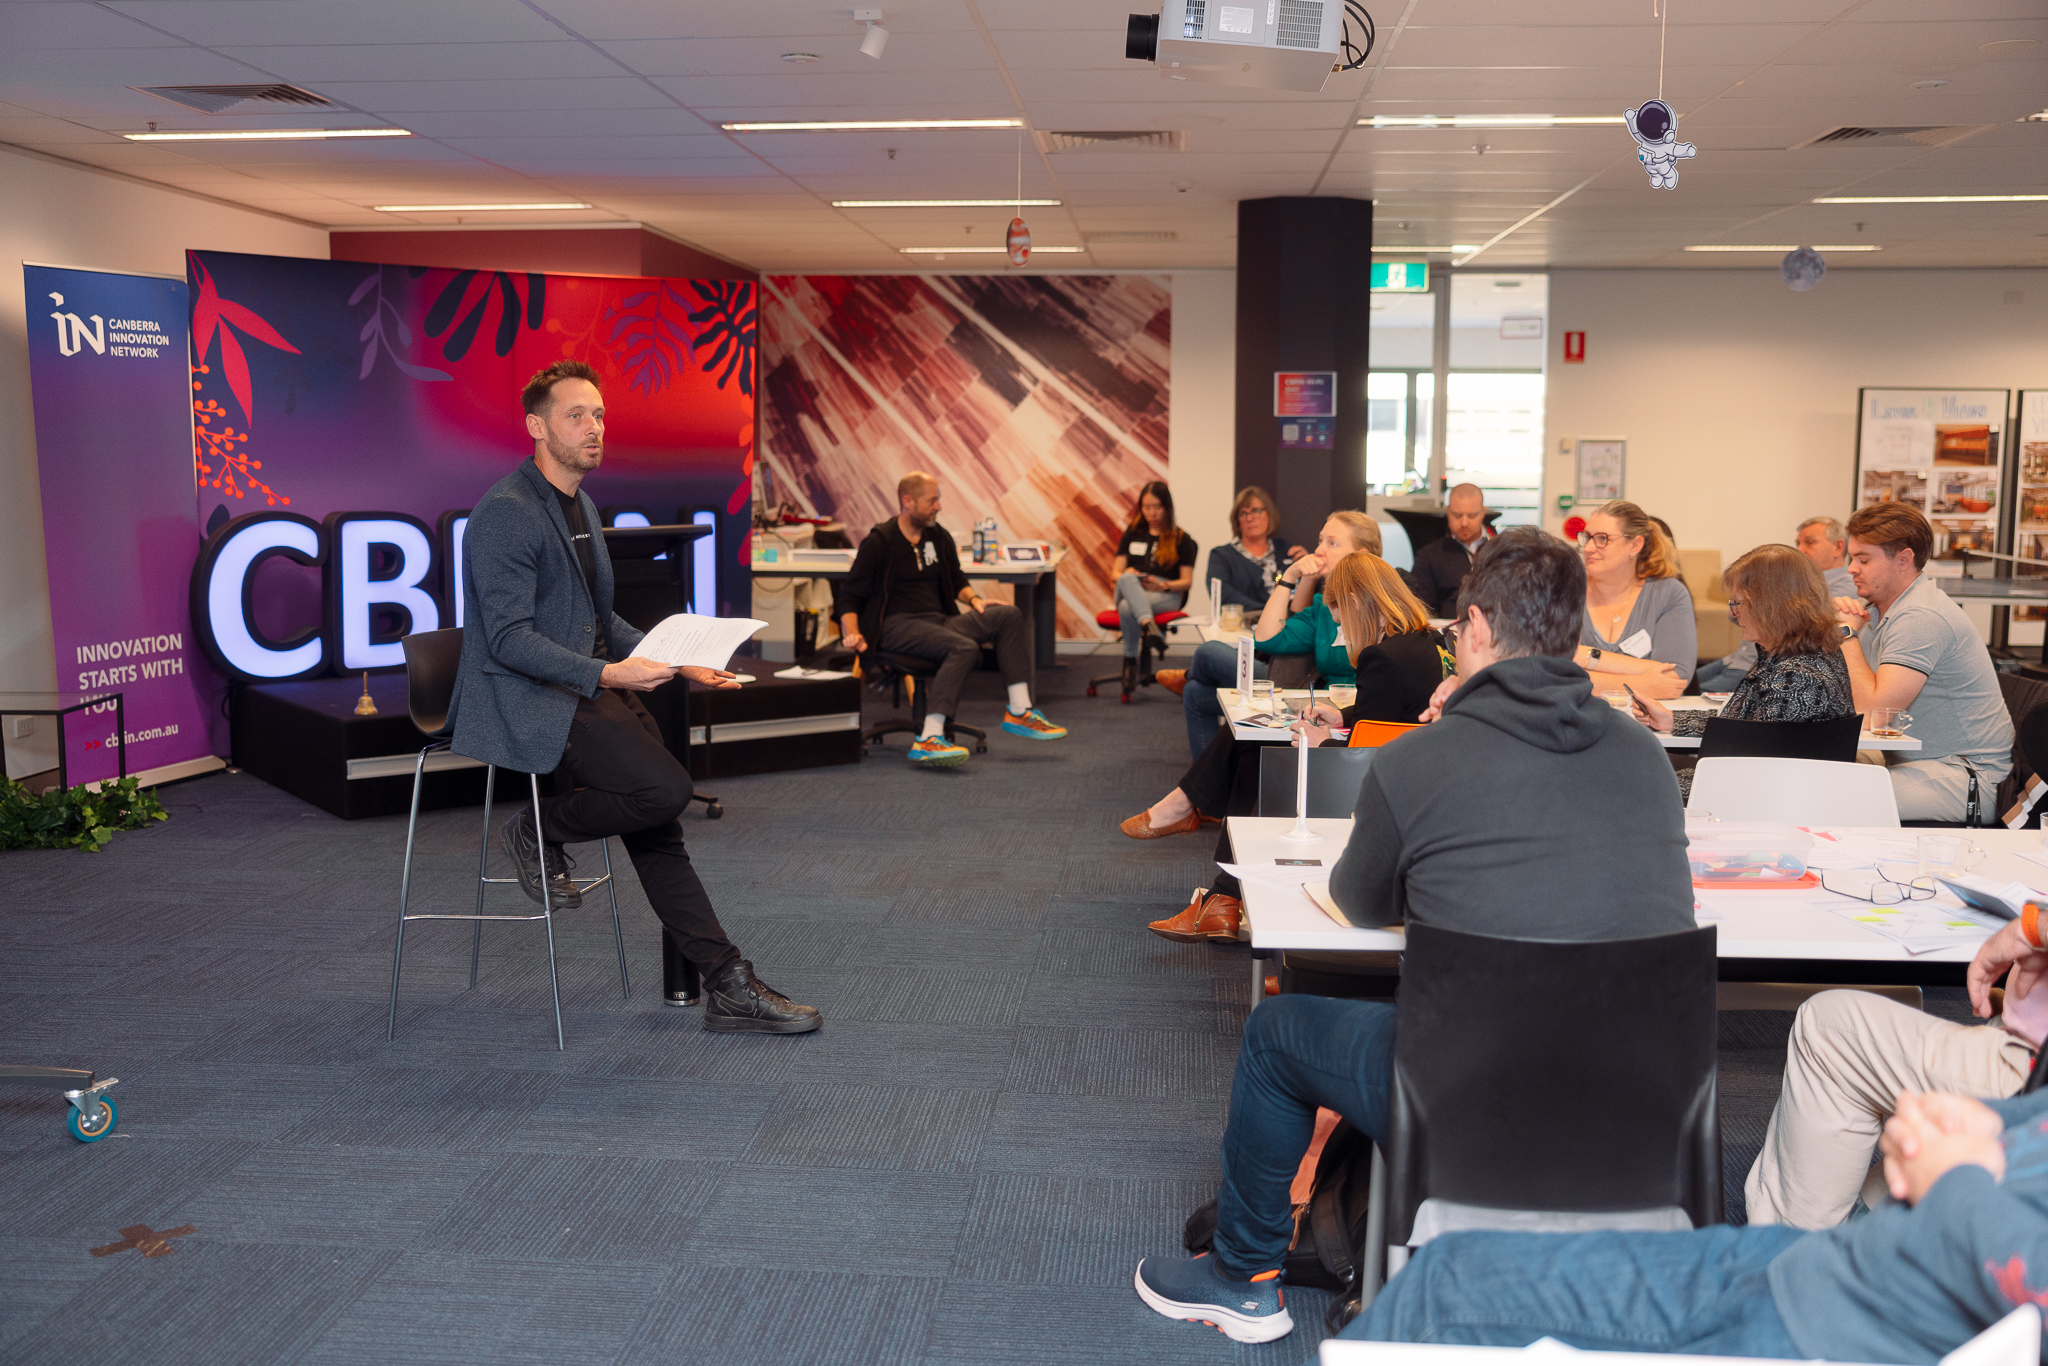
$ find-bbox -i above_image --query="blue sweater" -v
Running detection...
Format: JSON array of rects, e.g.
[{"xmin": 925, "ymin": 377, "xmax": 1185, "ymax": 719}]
[
  {"xmin": 1206, "ymin": 537, "xmax": 1295, "ymax": 611},
  {"xmin": 1768, "ymin": 1086, "xmax": 2048, "ymax": 1362}
]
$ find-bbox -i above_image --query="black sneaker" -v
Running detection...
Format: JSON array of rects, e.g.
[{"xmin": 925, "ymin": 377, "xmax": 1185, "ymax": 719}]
[
  {"xmin": 703, "ymin": 960, "xmax": 821, "ymax": 1034},
  {"xmin": 498, "ymin": 810, "xmax": 582, "ymax": 910}
]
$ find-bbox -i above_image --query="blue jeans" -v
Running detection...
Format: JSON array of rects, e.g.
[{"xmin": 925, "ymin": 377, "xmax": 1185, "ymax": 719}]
[
  {"xmin": 1348, "ymin": 1224, "xmax": 1805, "ymax": 1356},
  {"xmin": 1184, "ymin": 639, "xmax": 1266, "ymax": 761},
  {"xmin": 1213, "ymin": 994, "xmax": 1398, "ymax": 1275},
  {"xmin": 1114, "ymin": 571, "xmax": 1182, "ymax": 657}
]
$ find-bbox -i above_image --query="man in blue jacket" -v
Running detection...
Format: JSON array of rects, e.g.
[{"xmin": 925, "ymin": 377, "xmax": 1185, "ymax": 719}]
[{"xmin": 449, "ymin": 360, "xmax": 818, "ymax": 1034}]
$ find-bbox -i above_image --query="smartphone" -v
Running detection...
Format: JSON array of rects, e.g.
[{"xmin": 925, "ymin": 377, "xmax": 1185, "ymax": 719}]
[{"xmin": 1622, "ymin": 682, "xmax": 1645, "ymax": 714}]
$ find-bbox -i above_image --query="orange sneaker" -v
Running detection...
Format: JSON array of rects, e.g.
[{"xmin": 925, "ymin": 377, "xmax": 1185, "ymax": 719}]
[
  {"xmin": 1156, "ymin": 669, "xmax": 1188, "ymax": 697},
  {"xmin": 1120, "ymin": 809, "xmax": 1204, "ymax": 839}
]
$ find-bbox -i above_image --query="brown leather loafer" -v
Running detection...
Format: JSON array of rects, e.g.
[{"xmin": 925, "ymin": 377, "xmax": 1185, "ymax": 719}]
[
  {"xmin": 1120, "ymin": 809, "xmax": 1205, "ymax": 839},
  {"xmin": 1156, "ymin": 669, "xmax": 1188, "ymax": 697},
  {"xmin": 1150, "ymin": 891, "xmax": 1244, "ymax": 943}
]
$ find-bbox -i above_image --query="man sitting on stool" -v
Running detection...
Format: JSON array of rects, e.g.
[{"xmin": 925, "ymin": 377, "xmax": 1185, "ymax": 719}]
[
  {"xmin": 839, "ymin": 471, "xmax": 1066, "ymax": 766},
  {"xmin": 1833, "ymin": 502, "xmax": 2012, "ymax": 824},
  {"xmin": 450, "ymin": 359, "xmax": 819, "ymax": 1034}
]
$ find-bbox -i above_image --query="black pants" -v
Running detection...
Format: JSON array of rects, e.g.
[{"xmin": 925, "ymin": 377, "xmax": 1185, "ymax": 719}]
[
  {"xmin": 878, "ymin": 606, "xmax": 1030, "ymax": 718},
  {"xmin": 1178, "ymin": 727, "xmax": 1276, "ymax": 900},
  {"xmin": 540, "ymin": 688, "xmax": 740, "ymax": 985}
]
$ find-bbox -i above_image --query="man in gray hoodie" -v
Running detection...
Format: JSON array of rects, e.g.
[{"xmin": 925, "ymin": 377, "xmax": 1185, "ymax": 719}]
[{"xmin": 1134, "ymin": 527, "xmax": 1696, "ymax": 1344}]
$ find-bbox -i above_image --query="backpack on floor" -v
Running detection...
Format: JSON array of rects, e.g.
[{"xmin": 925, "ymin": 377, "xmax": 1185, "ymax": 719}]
[{"xmin": 1182, "ymin": 1116, "xmax": 1376, "ymax": 1294}]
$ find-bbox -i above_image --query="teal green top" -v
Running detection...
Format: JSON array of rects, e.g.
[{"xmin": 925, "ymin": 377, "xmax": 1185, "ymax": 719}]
[{"xmin": 1262, "ymin": 594, "xmax": 1357, "ymax": 685}]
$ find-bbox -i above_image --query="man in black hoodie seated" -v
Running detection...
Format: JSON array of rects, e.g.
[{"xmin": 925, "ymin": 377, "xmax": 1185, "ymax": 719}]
[{"xmin": 1134, "ymin": 526, "xmax": 1695, "ymax": 1345}]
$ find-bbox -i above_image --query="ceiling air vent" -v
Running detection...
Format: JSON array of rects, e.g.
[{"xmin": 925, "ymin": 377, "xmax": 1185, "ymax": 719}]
[
  {"xmin": 1087, "ymin": 230, "xmax": 1180, "ymax": 243},
  {"xmin": 1790, "ymin": 125, "xmax": 1991, "ymax": 150},
  {"xmin": 132, "ymin": 84, "xmax": 337, "ymax": 115},
  {"xmin": 1039, "ymin": 130, "xmax": 1189, "ymax": 154}
]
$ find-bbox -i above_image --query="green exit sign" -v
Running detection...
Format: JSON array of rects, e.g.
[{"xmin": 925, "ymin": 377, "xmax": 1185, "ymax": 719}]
[{"xmin": 1370, "ymin": 260, "xmax": 1430, "ymax": 293}]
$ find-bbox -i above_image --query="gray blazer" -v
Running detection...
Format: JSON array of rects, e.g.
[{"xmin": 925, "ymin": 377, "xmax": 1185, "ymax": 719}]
[{"xmin": 448, "ymin": 456, "xmax": 645, "ymax": 774}]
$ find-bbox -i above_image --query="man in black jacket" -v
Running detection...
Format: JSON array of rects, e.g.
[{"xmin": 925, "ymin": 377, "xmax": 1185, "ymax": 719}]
[
  {"xmin": 1134, "ymin": 527, "xmax": 1693, "ymax": 1344},
  {"xmin": 838, "ymin": 472, "xmax": 1066, "ymax": 765},
  {"xmin": 1406, "ymin": 482, "xmax": 1493, "ymax": 618}
]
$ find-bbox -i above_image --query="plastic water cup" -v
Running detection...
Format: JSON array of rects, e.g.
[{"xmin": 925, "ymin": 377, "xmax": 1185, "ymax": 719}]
[
  {"xmin": 1918, "ymin": 833, "xmax": 1979, "ymax": 879},
  {"xmin": 1219, "ymin": 604, "xmax": 1245, "ymax": 632},
  {"xmin": 1601, "ymin": 688, "xmax": 1631, "ymax": 711}
]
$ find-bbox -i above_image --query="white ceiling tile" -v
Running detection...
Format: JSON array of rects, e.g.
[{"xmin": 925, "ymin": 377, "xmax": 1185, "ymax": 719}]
[
  {"xmin": 310, "ymin": 78, "xmax": 677, "ymax": 113},
  {"xmin": 214, "ymin": 43, "xmax": 628, "ymax": 83},
  {"xmin": 9, "ymin": 2, "xmax": 192, "ymax": 48},
  {"xmin": 602, "ymin": 33, "xmax": 996, "ymax": 76},
  {"xmin": 101, "ymin": 0, "xmax": 570, "ymax": 46},
  {"xmin": 532, "ymin": 0, "xmax": 977, "ymax": 41}
]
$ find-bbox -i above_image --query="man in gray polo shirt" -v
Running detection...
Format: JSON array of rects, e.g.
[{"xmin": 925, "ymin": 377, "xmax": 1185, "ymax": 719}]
[{"xmin": 1834, "ymin": 502, "xmax": 2011, "ymax": 823}]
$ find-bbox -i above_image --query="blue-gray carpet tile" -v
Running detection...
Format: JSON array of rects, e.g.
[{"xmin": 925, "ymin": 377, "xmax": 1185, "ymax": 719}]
[{"xmin": 0, "ymin": 653, "xmax": 1959, "ymax": 1363}]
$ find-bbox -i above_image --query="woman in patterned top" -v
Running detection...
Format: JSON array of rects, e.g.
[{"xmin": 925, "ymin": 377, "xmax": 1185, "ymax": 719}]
[{"xmin": 1629, "ymin": 544, "xmax": 1853, "ymax": 771}]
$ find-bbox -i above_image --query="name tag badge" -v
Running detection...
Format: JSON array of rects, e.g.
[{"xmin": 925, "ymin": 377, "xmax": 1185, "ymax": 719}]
[
  {"xmin": 1329, "ymin": 624, "xmax": 1348, "ymax": 648},
  {"xmin": 1129, "ymin": 541, "xmax": 1149, "ymax": 558},
  {"xmin": 922, "ymin": 542, "xmax": 937, "ymax": 568},
  {"xmin": 1618, "ymin": 628, "xmax": 1654, "ymax": 658}
]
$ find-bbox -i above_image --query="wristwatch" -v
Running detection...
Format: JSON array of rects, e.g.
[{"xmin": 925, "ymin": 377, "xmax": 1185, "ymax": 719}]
[
  {"xmin": 1587, "ymin": 647, "xmax": 1603, "ymax": 661},
  {"xmin": 1839, "ymin": 624, "xmax": 1855, "ymax": 640}
]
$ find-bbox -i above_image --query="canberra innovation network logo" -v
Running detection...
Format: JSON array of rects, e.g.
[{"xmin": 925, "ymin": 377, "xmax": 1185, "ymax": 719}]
[{"xmin": 48, "ymin": 292, "xmax": 172, "ymax": 359}]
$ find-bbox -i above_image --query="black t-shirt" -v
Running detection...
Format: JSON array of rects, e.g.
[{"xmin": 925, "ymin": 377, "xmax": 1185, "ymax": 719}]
[
  {"xmin": 1118, "ymin": 527, "xmax": 1197, "ymax": 578},
  {"xmin": 887, "ymin": 531, "xmax": 948, "ymax": 617},
  {"xmin": 554, "ymin": 487, "xmax": 609, "ymax": 658}
]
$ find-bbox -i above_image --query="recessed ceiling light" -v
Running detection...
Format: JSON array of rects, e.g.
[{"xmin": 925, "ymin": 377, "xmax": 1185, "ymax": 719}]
[
  {"xmin": 834, "ymin": 198, "xmax": 1061, "ymax": 208},
  {"xmin": 722, "ymin": 118, "xmax": 1024, "ymax": 132},
  {"xmin": 1684, "ymin": 244, "xmax": 1882, "ymax": 251},
  {"xmin": 374, "ymin": 202, "xmax": 591, "ymax": 212},
  {"xmin": 1359, "ymin": 115, "xmax": 1625, "ymax": 129},
  {"xmin": 899, "ymin": 246, "xmax": 1083, "ymax": 254},
  {"xmin": 1374, "ymin": 246, "xmax": 1481, "ymax": 253},
  {"xmin": 1813, "ymin": 194, "xmax": 2048, "ymax": 203},
  {"xmin": 1982, "ymin": 39, "xmax": 2040, "ymax": 55},
  {"xmin": 123, "ymin": 127, "xmax": 411, "ymax": 141},
  {"xmin": 2023, "ymin": 110, "xmax": 2048, "ymax": 122},
  {"xmin": 1909, "ymin": 79, "xmax": 1952, "ymax": 90},
  {"xmin": 781, "ymin": 52, "xmax": 821, "ymax": 63}
]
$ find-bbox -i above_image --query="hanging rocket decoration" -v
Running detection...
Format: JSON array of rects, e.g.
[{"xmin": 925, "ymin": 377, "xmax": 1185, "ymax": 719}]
[
  {"xmin": 1006, "ymin": 216, "xmax": 1031, "ymax": 266},
  {"xmin": 1623, "ymin": 100, "xmax": 1696, "ymax": 190}
]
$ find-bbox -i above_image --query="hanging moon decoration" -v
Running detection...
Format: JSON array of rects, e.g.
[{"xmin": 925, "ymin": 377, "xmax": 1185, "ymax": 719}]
[
  {"xmin": 1781, "ymin": 246, "xmax": 1827, "ymax": 292},
  {"xmin": 1006, "ymin": 216, "xmax": 1032, "ymax": 266}
]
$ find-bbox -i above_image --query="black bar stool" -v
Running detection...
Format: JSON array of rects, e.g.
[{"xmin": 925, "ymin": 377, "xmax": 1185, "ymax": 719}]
[{"xmin": 386, "ymin": 628, "xmax": 630, "ymax": 1050}]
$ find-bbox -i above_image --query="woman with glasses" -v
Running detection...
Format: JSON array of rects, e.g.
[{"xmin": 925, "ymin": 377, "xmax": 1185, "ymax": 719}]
[
  {"xmin": 1206, "ymin": 486, "xmax": 1304, "ymax": 612},
  {"xmin": 1630, "ymin": 543, "xmax": 1853, "ymax": 799},
  {"xmin": 1576, "ymin": 499, "xmax": 1696, "ymax": 700},
  {"xmin": 1126, "ymin": 551, "xmax": 1447, "ymax": 944}
]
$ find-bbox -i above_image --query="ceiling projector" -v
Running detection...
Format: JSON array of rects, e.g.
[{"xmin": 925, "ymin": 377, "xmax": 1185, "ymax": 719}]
[{"xmin": 1127, "ymin": 0, "xmax": 1347, "ymax": 93}]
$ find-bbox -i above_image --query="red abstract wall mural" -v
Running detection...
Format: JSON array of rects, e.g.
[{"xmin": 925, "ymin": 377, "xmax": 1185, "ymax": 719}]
[{"xmin": 758, "ymin": 274, "xmax": 1170, "ymax": 639}]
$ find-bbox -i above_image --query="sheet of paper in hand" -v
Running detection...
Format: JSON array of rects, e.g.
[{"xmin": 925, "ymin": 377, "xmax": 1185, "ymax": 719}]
[{"xmin": 632, "ymin": 615, "xmax": 767, "ymax": 670}]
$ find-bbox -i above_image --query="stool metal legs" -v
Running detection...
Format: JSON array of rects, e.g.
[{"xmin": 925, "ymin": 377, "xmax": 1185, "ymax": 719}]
[{"xmin": 388, "ymin": 759, "xmax": 630, "ymax": 1051}]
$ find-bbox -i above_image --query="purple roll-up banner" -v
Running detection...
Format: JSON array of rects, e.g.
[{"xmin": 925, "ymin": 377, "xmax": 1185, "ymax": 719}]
[{"xmin": 26, "ymin": 263, "xmax": 221, "ymax": 787}]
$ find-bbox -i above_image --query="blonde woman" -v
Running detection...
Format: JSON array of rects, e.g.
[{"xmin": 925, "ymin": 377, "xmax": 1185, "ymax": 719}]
[
  {"xmin": 1576, "ymin": 499, "xmax": 1696, "ymax": 700},
  {"xmin": 1130, "ymin": 550, "xmax": 1446, "ymax": 942}
]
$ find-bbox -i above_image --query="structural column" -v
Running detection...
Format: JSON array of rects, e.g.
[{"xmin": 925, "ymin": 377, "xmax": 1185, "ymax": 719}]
[{"xmin": 1233, "ymin": 197, "xmax": 1374, "ymax": 535}]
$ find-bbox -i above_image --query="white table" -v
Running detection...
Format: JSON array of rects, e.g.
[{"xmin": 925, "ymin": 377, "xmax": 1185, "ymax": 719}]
[
  {"xmin": 1226, "ymin": 817, "xmax": 2048, "ymax": 1008},
  {"xmin": 1221, "ymin": 688, "xmax": 1321, "ymax": 741},
  {"xmin": 1649, "ymin": 696, "xmax": 1921, "ymax": 752}
]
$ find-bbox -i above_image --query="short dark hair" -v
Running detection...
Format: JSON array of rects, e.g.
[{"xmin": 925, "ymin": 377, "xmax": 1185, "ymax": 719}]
[
  {"xmin": 1457, "ymin": 526, "xmax": 1585, "ymax": 659},
  {"xmin": 1846, "ymin": 502, "xmax": 1932, "ymax": 570},
  {"xmin": 521, "ymin": 360, "xmax": 602, "ymax": 417}
]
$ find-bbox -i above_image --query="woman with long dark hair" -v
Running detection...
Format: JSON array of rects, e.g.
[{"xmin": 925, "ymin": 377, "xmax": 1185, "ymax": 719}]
[{"xmin": 1107, "ymin": 480, "xmax": 1197, "ymax": 690}]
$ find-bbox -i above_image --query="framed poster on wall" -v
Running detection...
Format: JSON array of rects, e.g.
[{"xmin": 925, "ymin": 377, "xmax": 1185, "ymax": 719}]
[
  {"xmin": 2015, "ymin": 391, "xmax": 2048, "ymax": 583},
  {"xmin": 1853, "ymin": 388, "xmax": 2010, "ymax": 572},
  {"xmin": 1575, "ymin": 438, "xmax": 1626, "ymax": 502}
]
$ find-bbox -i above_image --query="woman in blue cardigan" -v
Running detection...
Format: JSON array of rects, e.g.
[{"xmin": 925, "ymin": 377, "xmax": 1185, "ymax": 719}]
[{"xmin": 1205, "ymin": 487, "xmax": 1301, "ymax": 612}]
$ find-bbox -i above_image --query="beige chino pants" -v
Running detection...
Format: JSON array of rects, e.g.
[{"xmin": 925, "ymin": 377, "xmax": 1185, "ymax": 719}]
[{"xmin": 1743, "ymin": 989, "xmax": 2033, "ymax": 1229}]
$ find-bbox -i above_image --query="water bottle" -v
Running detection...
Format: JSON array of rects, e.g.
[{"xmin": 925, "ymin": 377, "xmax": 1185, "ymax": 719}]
[
  {"xmin": 983, "ymin": 515, "xmax": 999, "ymax": 560},
  {"xmin": 972, "ymin": 520, "xmax": 987, "ymax": 564}
]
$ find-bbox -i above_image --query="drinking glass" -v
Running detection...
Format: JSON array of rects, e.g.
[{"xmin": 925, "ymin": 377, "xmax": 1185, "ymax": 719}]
[
  {"xmin": 1249, "ymin": 678, "xmax": 1274, "ymax": 709},
  {"xmin": 1917, "ymin": 833, "xmax": 1982, "ymax": 879},
  {"xmin": 1326, "ymin": 685, "xmax": 1357, "ymax": 711},
  {"xmin": 1219, "ymin": 604, "xmax": 1245, "ymax": 632},
  {"xmin": 1601, "ymin": 688, "xmax": 1631, "ymax": 712},
  {"xmin": 1867, "ymin": 706, "xmax": 1912, "ymax": 738}
]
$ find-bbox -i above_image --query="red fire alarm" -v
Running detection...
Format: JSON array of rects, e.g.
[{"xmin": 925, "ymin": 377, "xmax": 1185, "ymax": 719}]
[
  {"xmin": 1563, "ymin": 514, "xmax": 1587, "ymax": 540},
  {"xmin": 1563, "ymin": 331, "xmax": 1586, "ymax": 364}
]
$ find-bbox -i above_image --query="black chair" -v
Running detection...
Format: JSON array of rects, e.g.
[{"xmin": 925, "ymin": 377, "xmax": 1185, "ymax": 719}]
[
  {"xmin": 387, "ymin": 627, "xmax": 634, "ymax": 1051},
  {"xmin": 1998, "ymin": 672, "xmax": 2048, "ymax": 827},
  {"xmin": 1253, "ymin": 746, "xmax": 1395, "ymax": 998},
  {"xmin": 856, "ymin": 650, "xmax": 988, "ymax": 754},
  {"xmin": 1364, "ymin": 921, "xmax": 1721, "ymax": 1291},
  {"xmin": 1255, "ymin": 744, "xmax": 1376, "ymax": 818},
  {"xmin": 1696, "ymin": 712, "xmax": 1861, "ymax": 763}
]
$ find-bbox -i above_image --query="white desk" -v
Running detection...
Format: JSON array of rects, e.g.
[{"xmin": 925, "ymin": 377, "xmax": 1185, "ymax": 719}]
[
  {"xmin": 1199, "ymin": 622, "xmax": 1244, "ymax": 646},
  {"xmin": 1226, "ymin": 817, "xmax": 2048, "ymax": 1008},
  {"xmin": 1220, "ymin": 688, "xmax": 1320, "ymax": 741},
  {"xmin": 1649, "ymin": 697, "xmax": 1921, "ymax": 753}
]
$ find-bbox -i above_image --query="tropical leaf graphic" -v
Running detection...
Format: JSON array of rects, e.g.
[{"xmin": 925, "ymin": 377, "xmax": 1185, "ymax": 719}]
[
  {"xmin": 422, "ymin": 270, "xmax": 546, "ymax": 362},
  {"xmin": 688, "ymin": 280, "xmax": 757, "ymax": 396},
  {"xmin": 350, "ymin": 268, "xmax": 450, "ymax": 381},
  {"xmin": 188, "ymin": 253, "xmax": 301, "ymax": 425},
  {"xmin": 602, "ymin": 282, "xmax": 697, "ymax": 397}
]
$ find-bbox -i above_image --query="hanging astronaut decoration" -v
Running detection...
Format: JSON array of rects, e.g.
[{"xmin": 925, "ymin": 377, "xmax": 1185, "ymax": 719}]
[{"xmin": 1624, "ymin": 99, "xmax": 1696, "ymax": 190}]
